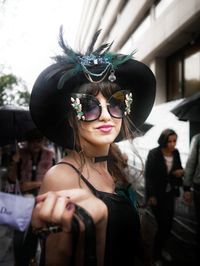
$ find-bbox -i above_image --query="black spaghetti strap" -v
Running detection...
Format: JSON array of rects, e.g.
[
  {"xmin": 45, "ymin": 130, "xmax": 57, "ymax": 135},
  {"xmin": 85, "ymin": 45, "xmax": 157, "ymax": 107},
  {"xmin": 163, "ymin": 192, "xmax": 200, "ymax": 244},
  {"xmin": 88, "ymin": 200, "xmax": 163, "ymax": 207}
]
[{"xmin": 57, "ymin": 161, "xmax": 98, "ymax": 195}]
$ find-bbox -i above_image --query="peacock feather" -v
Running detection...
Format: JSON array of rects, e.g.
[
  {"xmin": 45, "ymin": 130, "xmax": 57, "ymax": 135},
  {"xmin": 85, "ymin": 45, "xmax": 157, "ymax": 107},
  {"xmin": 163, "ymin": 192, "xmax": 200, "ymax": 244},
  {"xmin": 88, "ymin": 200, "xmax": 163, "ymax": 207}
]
[{"xmin": 51, "ymin": 26, "xmax": 135, "ymax": 89}]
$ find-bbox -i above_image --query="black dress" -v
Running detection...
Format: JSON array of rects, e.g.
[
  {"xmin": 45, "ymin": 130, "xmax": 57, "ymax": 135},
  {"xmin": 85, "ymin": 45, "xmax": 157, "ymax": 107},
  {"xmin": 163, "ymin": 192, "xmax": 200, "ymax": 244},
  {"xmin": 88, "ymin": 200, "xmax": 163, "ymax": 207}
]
[{"xmin": 60, "ymin": 162, "xmax": 141, "ymax": 266}]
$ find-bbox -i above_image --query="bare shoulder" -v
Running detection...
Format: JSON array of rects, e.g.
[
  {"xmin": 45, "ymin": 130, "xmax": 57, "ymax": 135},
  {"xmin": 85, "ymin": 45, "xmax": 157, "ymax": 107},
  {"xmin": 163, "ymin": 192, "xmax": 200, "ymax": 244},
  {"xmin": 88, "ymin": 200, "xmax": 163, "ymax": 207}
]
[{"xmin": 40, "ymin": 161, "xmax": 80, "ymax": 193}]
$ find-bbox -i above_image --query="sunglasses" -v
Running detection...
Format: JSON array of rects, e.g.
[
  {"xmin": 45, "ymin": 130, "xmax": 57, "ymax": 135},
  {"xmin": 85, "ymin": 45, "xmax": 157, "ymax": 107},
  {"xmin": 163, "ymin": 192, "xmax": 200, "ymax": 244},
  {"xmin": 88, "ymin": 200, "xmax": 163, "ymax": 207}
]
[{"xmin": 70, "ymin": 90, "xmax": 133, "ymax": 122}]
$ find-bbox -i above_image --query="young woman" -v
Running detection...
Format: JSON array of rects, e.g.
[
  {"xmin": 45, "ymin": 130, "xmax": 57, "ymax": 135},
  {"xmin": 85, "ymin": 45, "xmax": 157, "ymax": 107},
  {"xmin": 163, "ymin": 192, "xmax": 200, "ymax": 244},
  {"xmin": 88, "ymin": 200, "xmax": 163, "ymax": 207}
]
[
  {"xmin": 30, "ymin": 28, "xmax": 156, "ymax": 266},
  {"xmin": 145, "ymin": 129, "xmax": 184, "ymax": 266}
]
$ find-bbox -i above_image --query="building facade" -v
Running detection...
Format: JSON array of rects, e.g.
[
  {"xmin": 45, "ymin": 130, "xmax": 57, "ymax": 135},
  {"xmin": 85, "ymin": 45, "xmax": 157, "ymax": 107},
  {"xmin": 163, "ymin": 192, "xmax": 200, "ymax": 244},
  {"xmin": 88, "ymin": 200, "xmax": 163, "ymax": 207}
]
[{"xmin": 76, "ymin": 0, "xmax": 200, "ymax": 105}]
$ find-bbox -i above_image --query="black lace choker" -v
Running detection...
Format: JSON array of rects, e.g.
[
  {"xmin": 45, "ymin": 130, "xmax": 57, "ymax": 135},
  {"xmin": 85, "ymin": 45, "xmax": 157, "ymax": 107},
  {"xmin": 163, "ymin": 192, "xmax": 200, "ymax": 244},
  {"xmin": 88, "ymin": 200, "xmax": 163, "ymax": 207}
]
[{"xmin": 93, "ymin": 156, "xmax": 109, "ymax": 163}]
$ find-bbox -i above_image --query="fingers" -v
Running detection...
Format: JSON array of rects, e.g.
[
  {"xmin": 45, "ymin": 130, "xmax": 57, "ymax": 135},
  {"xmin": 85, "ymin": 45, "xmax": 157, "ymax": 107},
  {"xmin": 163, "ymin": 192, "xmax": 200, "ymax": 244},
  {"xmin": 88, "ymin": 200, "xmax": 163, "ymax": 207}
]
[
  {"xmin": 173, "ymin": 169, "xmax": 184, "ymax": 177},
  {"xmin": 51, "ymin": 196, "xmax": 70, "ymax": 223},
  {"xmin": 33, "ymin": 192, "xmax": 75, "ymax": 230},
  {"xmin": 32, "ymin": 201, "xmax": 45, "ymax": 228},
  {"xmin": 36, "ymin": 189, "xmax": 80, "ymax": 203},
  {"xmin": 33, "ymin": 189, "xmax": 106, "ymax": 232},
  {"xmin": 38, "ymin": 192, "xmax": 58, "ymax": 222},
  {"xmin": 61, "ymin": 203, "xmax": 76, "ymax": 233}
]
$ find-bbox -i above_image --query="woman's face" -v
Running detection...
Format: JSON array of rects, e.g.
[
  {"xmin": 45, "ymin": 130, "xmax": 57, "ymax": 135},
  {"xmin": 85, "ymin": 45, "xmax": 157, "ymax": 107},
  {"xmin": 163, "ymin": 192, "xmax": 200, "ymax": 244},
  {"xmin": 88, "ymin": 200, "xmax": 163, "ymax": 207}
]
[
  {"xmin": 78, "ymin": 92, "xmax": 122, "ymax": 147},
  {"xmin": 166, "ymin": 134, "xmax": 177, "ymax": 152}
]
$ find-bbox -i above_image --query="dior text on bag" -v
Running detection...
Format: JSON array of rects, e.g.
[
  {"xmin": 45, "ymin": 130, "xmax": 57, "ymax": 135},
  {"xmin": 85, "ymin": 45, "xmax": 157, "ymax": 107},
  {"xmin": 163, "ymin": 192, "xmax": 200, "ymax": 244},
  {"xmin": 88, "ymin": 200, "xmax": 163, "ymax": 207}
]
[{"xmin": 0, "ymin": 192, "xmax": 35, "ymax": 231}]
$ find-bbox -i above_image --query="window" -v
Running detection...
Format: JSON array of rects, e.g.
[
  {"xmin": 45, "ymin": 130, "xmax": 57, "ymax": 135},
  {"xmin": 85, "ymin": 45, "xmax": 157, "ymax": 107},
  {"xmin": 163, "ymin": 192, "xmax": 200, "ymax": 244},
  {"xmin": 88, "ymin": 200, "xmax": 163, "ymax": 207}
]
[
  {"xmin": 184, "ymin": 51, "xmax": 200, "ymax": 97},
  {"xmin": 167, "ymin": 55, "xmax": 183, "ymax": 100},
  {"xmin": 167, "ymin": 40, "xmax": 200, "ymax": 101}
]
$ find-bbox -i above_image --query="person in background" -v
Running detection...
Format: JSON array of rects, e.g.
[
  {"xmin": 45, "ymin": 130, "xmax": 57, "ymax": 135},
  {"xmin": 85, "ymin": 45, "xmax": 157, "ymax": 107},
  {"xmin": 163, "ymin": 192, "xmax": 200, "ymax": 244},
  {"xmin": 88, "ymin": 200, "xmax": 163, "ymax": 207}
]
[
  {"xmin": 29, "ymin": 28, "xmax": 156, "ymax": 266},
  {"xmin": 0, "ymin": 145, "xmax": 15, "ymax": 266},
  {"xmin": 183, "ymin": 133, "xmax": 200, "ymax": 265},
  {"xmin": 145, "ymin": 128, "xmax": 184, "ymax": 266},
  {"xmin": 9, "ymin": 128, "xmax": 55, "ymax": 196},
  {"xmin": 8, "ymin": 128, "xmax": 55, "ymax": 266}
]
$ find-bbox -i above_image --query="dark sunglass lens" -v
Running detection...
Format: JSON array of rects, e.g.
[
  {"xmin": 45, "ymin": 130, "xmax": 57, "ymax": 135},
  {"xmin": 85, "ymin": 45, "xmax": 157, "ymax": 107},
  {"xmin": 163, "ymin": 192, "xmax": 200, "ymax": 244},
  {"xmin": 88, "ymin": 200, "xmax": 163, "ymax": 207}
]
[
  {"xmin": 108, "ymin": 91, "xmax": 126, "ymax": 118},
  {"xmin": 81, "ymin": 96, "xmax": 101, "ymax": 121}
]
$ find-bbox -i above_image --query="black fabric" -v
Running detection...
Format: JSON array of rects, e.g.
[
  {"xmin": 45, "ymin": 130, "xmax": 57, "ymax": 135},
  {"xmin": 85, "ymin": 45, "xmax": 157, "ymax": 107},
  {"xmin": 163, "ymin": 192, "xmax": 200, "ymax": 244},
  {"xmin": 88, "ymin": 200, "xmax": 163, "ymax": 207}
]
[
  {"xmin": 74, "ymin": 205, "xmax": 97, "ymax": 266},
  {"xmin": 70, "ymin": 216, "xmax": 80, "ymax": 266},
  {"xmin": 145, "ymin": 147, "xmax": 183, "ymax": 200},
  {"xmin": 150, "ymin": 191, "xmax": 175, "ymax": 259},
  {"xmin": 14, "ymin": 226, "xmax": 38, "ymax": 266},
  {"xmin": 94, "ymin": 155, "xmax": 109, "ymax": 163},
  {"xmin": 58, "ymin": 162, "xmax": 140, "ymax": 266},
  {"xmin": 145, "ymin": 147, "xmax": 183, "ymax": 260}
]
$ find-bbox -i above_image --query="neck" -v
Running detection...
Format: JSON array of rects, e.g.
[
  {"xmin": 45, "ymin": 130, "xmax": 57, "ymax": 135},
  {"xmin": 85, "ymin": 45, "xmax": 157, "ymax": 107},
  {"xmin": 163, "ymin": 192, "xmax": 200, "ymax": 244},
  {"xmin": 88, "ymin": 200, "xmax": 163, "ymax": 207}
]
[
  {"xmin": 69, "ymin": 150, "xmax": 109, "ymax": 164},
  {"xmin": 82, "ymin": 152, "xmax": 109, "ymax": 164},
  {"xmin": 162, "ymin": 148, "xmax": 172, "ymax": 156},
  {"xmin": 78, "ymin": 145, "xmax": 110, "ymax": 163}
]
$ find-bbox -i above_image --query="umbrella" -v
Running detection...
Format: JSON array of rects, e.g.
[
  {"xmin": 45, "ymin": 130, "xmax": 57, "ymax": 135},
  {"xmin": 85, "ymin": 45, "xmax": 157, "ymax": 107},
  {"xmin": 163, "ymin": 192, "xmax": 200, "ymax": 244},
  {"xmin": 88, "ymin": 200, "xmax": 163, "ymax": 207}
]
[
  {"xmin": 171, "ymin": 92, "xmax": 200, "ymax": 122},
  {"xmin": 137, "ymin": 122, "xmax": 153, "ymax": 135},
  {"xmin": 0, "ymin": 105, "xmax": 36, "ymax": 146}
]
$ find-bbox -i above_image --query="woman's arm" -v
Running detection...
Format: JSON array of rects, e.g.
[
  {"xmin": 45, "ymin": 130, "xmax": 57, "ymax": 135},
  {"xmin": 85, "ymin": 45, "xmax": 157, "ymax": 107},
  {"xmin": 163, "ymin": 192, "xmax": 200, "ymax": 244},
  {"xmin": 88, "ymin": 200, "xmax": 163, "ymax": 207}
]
[
  {"xmin": 145, "ymin": 150, "xmax": 157, "ymax": 200},
  {"xmin": 31, "ymin": 165, "xmax": 108, "ymax": 266},
  {"xmin": 172, "ymin": 149, "xmax": 184, "ymax": 176}
]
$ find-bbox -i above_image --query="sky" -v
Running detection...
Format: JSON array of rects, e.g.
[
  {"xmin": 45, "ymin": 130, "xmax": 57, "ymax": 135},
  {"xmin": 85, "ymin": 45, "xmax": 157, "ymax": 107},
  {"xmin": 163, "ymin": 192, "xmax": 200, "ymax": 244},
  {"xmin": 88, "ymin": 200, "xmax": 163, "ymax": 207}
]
[{"xmin": 0, "ymin": 0, "xmax": 84, "ymax": 91}]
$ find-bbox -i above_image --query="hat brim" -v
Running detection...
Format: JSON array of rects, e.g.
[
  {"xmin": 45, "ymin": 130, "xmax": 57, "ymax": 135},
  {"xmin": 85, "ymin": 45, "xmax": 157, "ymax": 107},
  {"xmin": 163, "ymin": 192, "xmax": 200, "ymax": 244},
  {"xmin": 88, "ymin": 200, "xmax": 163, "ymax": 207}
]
[{"xmin": 30, "ymin": 59, "xmax": 156, "ymax": 148}]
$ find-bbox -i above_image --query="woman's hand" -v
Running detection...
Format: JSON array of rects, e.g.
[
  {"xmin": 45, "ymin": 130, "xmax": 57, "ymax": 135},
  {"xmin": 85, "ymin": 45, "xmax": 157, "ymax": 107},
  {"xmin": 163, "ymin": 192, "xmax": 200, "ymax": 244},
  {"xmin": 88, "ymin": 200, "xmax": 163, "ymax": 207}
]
[
  {"xmin": 32, "ymin": 189, "xmax": 108, "ymax": 266},
  {"xmin": 183, "ymin": 191, "xmax": 192, "ymax": 205},
  {"xmin": 32, "ymin": 189, "xmax": 108, "ymax": 231},
  {"xmin": 172, "ymin": 169, "xmax": 184, "ymax": 177}
]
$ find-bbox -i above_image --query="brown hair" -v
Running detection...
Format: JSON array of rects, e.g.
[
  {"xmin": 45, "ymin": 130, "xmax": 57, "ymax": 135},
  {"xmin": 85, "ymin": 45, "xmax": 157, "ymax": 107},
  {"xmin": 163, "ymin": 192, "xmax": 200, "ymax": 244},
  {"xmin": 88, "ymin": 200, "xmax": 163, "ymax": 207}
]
[
  {"xmin": 68, "ymin": 82, "xmax": 137, "ymax": 183},
  {"xmin": 108, "ymin": 143, "xmax": 129, "ymax": 184},
  {"xmin": 158, "ymin": 128, "xmax": 177, "ymax": 148}
]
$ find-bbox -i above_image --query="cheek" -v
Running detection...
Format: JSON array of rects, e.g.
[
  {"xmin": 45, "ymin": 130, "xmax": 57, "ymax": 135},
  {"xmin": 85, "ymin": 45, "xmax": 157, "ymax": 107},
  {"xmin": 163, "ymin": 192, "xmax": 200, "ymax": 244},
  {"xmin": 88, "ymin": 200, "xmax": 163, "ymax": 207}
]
[
  {"xmin": 168, "ymin": 142, "xmax": 176, "ymax": 149},
  {"xmin": 115, "ymin": 119, "xmax": 122, "ymax": 133},
  {"xmin": 78, "ymin": 122, "xmax": 93, "ymax": 137}
]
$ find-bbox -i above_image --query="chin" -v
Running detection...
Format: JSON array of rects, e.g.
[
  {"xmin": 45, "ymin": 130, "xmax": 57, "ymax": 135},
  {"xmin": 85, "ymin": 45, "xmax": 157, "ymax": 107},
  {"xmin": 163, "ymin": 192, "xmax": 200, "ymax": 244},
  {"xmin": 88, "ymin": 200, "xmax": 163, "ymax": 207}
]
[{"xmin": 97, "ymin": 135, "xmax": 117, "ymax": 145}]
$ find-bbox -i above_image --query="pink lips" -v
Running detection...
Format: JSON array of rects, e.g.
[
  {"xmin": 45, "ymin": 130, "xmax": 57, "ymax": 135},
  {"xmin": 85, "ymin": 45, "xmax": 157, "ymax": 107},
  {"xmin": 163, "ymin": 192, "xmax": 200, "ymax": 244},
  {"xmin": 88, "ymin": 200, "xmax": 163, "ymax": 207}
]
[{"xmin": 97, "ymin": 125, "xmax": 113, "ymax": 132}]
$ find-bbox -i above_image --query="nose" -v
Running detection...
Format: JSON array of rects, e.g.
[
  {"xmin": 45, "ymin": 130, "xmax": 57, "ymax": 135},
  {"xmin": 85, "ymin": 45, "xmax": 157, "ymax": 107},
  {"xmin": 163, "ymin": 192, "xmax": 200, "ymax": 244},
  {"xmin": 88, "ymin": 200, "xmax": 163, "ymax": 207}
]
[{"xmin": 99, "ymin": 104, "xmax": 111, "ymax": 121}]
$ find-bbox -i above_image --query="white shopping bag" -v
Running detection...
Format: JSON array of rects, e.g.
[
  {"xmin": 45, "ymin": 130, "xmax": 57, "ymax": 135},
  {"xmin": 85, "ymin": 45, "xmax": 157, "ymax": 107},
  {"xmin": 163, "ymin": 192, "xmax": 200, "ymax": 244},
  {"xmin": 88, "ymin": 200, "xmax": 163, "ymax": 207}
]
[{"xmin": 0, "ymin": 192, "xmax": 35, "ymax": 231}]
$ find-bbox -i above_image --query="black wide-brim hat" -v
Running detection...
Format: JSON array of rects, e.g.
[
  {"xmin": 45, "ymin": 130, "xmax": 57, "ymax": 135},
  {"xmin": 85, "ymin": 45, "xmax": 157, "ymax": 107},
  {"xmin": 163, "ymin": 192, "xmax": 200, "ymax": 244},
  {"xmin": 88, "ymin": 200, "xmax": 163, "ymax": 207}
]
[{"xmin": 30, "ymin": 58, "xmax": 156, "ymax": 149}]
